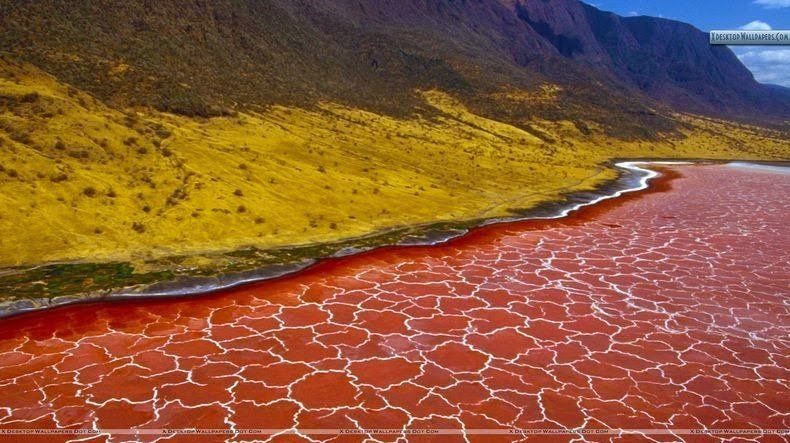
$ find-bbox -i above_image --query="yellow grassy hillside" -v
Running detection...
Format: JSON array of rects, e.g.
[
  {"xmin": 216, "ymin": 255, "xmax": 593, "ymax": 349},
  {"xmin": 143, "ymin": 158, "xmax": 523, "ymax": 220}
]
[{"xmin": 0, "ymin": 61, "xmax": 787, "ymax": 267}]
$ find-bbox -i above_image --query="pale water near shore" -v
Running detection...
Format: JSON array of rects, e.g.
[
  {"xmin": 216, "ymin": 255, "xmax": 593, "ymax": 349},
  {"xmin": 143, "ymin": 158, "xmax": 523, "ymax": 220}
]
[{"xmin": 726, "ymin": 161, "xmax": 790, "ymax": 174}]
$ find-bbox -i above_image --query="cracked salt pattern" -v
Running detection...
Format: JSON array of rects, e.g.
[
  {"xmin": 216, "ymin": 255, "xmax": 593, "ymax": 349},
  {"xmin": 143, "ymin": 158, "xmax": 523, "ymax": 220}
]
[{"xmin": 0, "ymin": 164, "xmax": 788, "ymax": 442}]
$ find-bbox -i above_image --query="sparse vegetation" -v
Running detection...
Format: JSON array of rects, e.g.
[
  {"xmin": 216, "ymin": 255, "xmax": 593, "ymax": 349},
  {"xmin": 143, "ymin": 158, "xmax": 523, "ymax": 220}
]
[
  {"xmin": 50, "ymin": 172, "xmax": 68, "ymax": 182},
  {"xmin": 0, "ymin": 61, "xmax": 786, "ymax": 268}
]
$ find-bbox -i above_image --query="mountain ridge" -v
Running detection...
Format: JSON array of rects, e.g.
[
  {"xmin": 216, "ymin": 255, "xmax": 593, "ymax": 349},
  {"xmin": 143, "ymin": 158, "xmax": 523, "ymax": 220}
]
[{"xmin": 1, "ymin": 0, "xmax": 786, "ymax": 133}]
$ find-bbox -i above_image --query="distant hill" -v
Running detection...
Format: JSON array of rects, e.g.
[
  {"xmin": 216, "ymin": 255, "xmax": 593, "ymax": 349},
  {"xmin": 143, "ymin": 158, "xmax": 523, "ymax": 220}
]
[{"xmin": 1, "ymin": 0, "xmax": 787, "ymax": 137}]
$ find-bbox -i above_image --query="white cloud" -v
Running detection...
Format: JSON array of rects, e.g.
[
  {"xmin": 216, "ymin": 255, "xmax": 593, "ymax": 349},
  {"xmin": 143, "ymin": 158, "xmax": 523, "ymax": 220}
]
[
  {"xmin": 739, "ymin": 20, "xmax": 773, "ymax": 30},
  {"xmin": 736, "ymin": 48, "xmax": 790, "ymax": 86},
  {"xmin": 739, "ymin": 48, "xmax": 790, "ymax": 63},
  {"xmin": 627, "ymin": 11, "xmax": 639, "ymax": 17},
  {"xmin": 753, "ymin": 0, "xmax": 790, "ymax": 8}
]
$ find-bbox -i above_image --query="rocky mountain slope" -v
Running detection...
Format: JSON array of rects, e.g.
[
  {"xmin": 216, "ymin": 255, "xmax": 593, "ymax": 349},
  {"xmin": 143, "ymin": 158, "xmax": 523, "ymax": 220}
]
[{"xmin": 2, "ymin": 0, "xmax": 786, "ymax": 131}]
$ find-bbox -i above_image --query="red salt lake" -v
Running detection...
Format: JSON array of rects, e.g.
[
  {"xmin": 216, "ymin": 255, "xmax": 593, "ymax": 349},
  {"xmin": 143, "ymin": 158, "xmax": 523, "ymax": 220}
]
[{"xmin": 0, "ymin": 163, "xmax": 788, "ymax": 442}]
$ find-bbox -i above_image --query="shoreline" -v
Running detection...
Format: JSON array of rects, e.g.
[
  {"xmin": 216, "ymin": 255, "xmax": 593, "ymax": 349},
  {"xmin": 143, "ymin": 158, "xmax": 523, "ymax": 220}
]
[
  {"xmin": 0, "ymin": 159, "xmax": 786, "ymax": 319},
  {"xmin": 3, "ymin": 150, "xmax": 787, "ymax": 435}
]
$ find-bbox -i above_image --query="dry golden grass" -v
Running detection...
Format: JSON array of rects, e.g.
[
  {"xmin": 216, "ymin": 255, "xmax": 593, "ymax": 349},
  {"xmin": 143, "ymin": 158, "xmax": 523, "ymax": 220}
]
[{"xmin": 0, "ymin": 61, "xmax": 786, "ymax": 267}]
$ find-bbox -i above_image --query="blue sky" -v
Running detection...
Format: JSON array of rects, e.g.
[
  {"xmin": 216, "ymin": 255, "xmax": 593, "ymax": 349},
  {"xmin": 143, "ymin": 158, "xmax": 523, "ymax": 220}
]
[{"xmin": 584, "ymin": 0, "xmax": 790, "ymax": 86}]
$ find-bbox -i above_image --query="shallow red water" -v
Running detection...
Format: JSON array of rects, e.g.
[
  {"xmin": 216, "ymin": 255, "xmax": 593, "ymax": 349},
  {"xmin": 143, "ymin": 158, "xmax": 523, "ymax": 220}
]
[{"xmin": 0, "ymin": 164, "xmax": 788, "ymax": 442}]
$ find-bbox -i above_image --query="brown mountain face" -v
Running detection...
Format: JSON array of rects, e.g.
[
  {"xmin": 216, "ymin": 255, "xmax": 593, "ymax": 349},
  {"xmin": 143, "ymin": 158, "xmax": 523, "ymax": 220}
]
[
  {"xmin": 504, "ymin": 0, "xmax": 789, "ymax": 117},
  {"xmin": 1, "ymin": 0, "xmax": 787, "ymax": 134}
]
